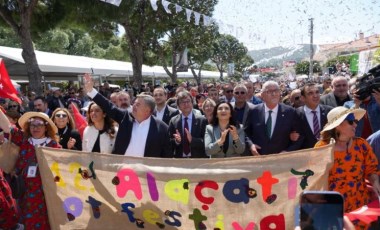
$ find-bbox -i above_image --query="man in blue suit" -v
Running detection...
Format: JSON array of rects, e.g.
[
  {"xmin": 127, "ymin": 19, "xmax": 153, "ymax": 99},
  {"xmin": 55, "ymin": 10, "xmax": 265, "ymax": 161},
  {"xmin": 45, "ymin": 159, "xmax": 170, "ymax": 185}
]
[
  {"xmin": 245, "ymin": 81, "xmax": 303, "ymax": 155},
  {"xmin": 83, "ymin": 74, "xmax": 172, "ymax": 158},
  {"xmin": 296, "ymin": 83, "xmax": 332, "ymax": 149}
]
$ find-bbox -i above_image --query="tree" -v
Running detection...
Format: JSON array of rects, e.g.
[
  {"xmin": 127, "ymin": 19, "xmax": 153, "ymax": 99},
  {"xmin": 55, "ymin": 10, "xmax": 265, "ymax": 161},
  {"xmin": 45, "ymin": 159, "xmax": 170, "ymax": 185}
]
[
  {"xmin": 0, "ymin": 0, "xmax": 66, "ymax": 95},
  {"xmin": 295, "ymin": 60, "xmax": 322, "ymax": 75},
  {"xmin": 150, "ymin": 0, "xmax": 218, "ymax": 84},
  {"xmin": 210, "ymin": 34, "xmax": 248, "ymax": 80},
  {"xmin": 187, "ymin": 23, "xmax": 219, "ymax": 85}
]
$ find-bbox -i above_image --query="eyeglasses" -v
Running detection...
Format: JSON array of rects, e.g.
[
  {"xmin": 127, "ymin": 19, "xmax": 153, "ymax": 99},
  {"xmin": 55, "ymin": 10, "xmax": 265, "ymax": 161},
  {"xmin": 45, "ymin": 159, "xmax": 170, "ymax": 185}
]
[
  {"xmin": 294, "ymin": 96, "xmax": 300, "ymax": 101},
  {"xmin": 265, "ymin": 89, "xmax": 280, "ymax": 95},
  {"xmin": 346, "ymin": 119, "xmax": 359, "ymax": 125},
  {"xmin": 55, "ymin": 114, "xmax": 68, "ymax": 119},
  {"xmin": 234, "ymin": 91, "xmax": 246, "ymax": 95},
  {"xmin": 8, "ymin": 105, "xmax": 18, "ymax": 108},
  {"xmin": 179, "ymin": 100, "xmax": 192, "ymax": 105},
  {"xmin": 225, "ymin": 90, "xmax": 233, "ymax": 93},
  {"xmin": 69, "ymin": 92, "xmax": 76, "ymax": 95},
  {"xmin": 30, "ymin": 124, "xmax": 46, "ymax": 129}
]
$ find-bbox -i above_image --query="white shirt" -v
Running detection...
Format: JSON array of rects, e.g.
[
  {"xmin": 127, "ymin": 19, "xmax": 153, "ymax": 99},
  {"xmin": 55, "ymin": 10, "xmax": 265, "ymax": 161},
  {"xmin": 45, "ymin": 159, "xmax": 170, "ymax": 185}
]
[
  {"xmin": 304, "ymin": 105, "xmax": 321, "ymax": 132},
  {"xmin": 125, "ymin": 117, "xmax": 151, "ymax": 157},
  {"xmin": 155, "ymin": 105, "xmax": 166, "ymax": 121},
  {"xmin": 264, "ymin": 104, "xmax": 279, "ymax": 137}
]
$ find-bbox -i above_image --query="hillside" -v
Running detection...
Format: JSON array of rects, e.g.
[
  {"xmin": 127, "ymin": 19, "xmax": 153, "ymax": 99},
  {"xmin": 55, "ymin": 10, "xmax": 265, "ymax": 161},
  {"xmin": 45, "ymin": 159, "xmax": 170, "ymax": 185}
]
[{"xmin": 248, "ymin": 44, "xmax": 317, "ymax": 67}]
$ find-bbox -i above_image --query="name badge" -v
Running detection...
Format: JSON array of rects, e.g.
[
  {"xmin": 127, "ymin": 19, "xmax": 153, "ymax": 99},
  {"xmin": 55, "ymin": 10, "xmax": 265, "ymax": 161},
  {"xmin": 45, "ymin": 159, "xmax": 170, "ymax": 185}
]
[{"xmin": 27, "ymin": 166, "xmax": 38, "ymax": 178}]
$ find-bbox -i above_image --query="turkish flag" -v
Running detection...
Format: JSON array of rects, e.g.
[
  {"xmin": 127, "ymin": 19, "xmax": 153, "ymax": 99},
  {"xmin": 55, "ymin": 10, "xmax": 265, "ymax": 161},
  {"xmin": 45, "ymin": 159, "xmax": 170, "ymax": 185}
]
[
  {"xmin": 0, "ymin": 59, "xmax": 21, "ymax": 104},
  {"xmin": 70, "ymin": 102, "xmax": 87, "ymax": 139}
]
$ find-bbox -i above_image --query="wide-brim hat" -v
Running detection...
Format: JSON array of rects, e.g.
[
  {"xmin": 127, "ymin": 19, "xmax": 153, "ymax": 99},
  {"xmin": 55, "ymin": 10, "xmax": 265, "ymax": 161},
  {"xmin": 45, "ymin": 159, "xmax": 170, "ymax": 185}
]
[
  {"xmin": 321, "ymin": 107, "xmax": 366, "ymax": 133},
  {"xmin": 18, "ymin": 112, "xmax": 58, "ymax": 134}
]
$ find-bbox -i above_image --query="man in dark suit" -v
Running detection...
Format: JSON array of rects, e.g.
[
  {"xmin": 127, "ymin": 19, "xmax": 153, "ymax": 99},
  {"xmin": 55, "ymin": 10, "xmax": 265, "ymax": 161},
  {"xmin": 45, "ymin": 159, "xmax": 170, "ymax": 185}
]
[
  {"xmin": 320, "ymin": 76, "xmax": 351, "ymax": 107},
  {"xmin": 153, "ymin": 87, "xmax": 179, "ymax": 125},
  {"xmin": 168, "ymin": 90, "xmax": 207, "ymax": 158},
  {"xmin": 231, "ymin": 84, "xmax": 253, "ymax": 126},
  {"xmin": 83, "ymin": 74, "xmax": 172, "ymax": 158},
  {"xmin": 296, "ymin": 83, "xmax": 333, "ymax": 149},
  {"xmin": 245, "ymin": 81, "xmax": 303, "ymax": 155}
]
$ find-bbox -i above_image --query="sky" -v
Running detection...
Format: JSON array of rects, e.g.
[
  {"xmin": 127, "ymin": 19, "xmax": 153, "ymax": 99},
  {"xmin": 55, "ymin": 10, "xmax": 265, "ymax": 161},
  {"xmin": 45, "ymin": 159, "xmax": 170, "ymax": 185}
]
[{"xmin": 212, "ymin": 0, "xmax": 380, "ymax": 50}]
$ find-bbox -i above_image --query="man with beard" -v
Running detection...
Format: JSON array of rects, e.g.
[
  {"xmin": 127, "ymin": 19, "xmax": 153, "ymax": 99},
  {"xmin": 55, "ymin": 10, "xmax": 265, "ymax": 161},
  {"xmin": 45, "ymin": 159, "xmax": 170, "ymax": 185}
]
[
  {"xmin": 33, "ymin": 96, "xmax": 52, "ymax": 117},
  {"xmin": 320, "ymin": 76, "xmax": 351, "ymax": 107},
  {"xmin": 153, "ymin": 87, "xmax": 179, "ymax": 125},
  {"xmin": 245, "ymin": 81, "xmax": 302, "ymax": 155},
  {"xmin": 117, "ymin": 91, "xmax": 132, "ymax": 112}
]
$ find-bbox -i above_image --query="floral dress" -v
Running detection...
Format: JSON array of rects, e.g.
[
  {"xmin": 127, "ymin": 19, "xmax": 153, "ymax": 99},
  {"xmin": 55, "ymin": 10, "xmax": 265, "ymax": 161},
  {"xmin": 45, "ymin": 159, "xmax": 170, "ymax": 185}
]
[
  {"xmin": 315, "ymin": 137, "xmax": 378, "ymax": 229},
  {"xmin": 11, "ymin": 127, "xmax": 61, "ymax": 230}
]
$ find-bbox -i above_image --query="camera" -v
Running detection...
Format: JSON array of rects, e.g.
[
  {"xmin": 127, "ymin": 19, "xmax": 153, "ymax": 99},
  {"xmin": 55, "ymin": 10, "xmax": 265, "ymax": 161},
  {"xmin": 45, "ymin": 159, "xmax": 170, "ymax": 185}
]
[{"xmin": 355, "ymin": 64, "xmax": 380, "ymax": 100}]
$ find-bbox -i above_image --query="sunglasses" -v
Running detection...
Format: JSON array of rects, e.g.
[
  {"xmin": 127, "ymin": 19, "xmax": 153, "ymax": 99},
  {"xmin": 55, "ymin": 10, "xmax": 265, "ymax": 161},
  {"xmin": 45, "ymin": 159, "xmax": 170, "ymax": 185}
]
[
  {"xmin": 346, "ymin": 119, "xmax": 359, "ymax": 125},
  {"xmin": 8, "ymin": 105, "xmax": 18, "ymax": 108},
  {"xmin": 225, "ymin": 90, "xmax": 233, "ymax": 93},
  {"xmin": 55, "ymin": 114, "xmax": 68, "ymax": 118},
  {"xmin": 28, "ymin": 119, "xmax": 47, "ymax": 128},
  {"xmin": 234, "ymin": 91, "xmax": 246, "ymax": 95}
]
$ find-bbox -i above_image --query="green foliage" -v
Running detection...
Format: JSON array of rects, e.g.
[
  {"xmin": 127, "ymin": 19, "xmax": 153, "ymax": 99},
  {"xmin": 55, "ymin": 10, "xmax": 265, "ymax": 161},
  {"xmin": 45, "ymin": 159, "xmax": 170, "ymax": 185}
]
[
  {"xmin": 0, "ymin": 27, "xmax": 20, "ymax": 47},
  {"xmin": 295, "ymin": 61, "xmax": 322, "ymax": 75},
  {"xmin": 33, "ymin": 28, "xmax": 130, "ymax": 61},
  {"xmin": 210, "ymin": 34, "xmax": 248, "ymax": 77},
  {"xmin": 324, "ymin": 55, "xmax": 352, "ymax": 68}
]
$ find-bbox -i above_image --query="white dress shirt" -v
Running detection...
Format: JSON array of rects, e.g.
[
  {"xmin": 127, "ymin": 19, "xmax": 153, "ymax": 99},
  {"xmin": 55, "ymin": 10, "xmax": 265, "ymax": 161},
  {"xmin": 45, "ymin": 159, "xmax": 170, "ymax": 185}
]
[
  {"xmin": 155, "ymin": 106, "xmax": 166, "ymax": 121},
  {"xmin": 125, "ymin": 117, "xmax": 151, "ymax": 157}
]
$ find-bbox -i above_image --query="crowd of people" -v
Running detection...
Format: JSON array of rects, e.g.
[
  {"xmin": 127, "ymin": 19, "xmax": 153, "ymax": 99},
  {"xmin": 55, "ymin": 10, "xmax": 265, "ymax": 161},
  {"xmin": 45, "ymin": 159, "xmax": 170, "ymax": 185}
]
[{"xmin": 0, "ymin": 71, "xmax": 380, "ymax": 229}]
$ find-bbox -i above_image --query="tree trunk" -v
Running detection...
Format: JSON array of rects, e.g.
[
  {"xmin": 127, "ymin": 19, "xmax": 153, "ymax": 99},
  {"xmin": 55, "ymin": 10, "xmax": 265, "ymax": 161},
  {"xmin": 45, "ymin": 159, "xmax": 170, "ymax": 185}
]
[
  {"xmin": 19, "ymin": 27, "xmax": 43, "ymax": 96},
  {"xmin": 128, "ymin": 42, "xmax": 143, "ymax": 90}
]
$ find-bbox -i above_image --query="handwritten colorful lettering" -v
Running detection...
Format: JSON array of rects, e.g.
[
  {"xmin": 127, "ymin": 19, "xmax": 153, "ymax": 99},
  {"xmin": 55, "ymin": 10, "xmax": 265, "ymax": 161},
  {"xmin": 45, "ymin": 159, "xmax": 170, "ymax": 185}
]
[{"xmin": 36, "ymin": 145, "xmax": 333, "ymax": 229}]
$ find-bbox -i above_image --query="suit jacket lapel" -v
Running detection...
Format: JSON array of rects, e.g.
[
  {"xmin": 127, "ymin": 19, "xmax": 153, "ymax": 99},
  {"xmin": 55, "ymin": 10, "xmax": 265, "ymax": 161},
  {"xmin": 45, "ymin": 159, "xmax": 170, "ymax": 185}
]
[
  {"xmin": 145, "ymin": 117, "xmax": 157, "ymax": 155},
  {"xmin": 272, "ymin": 104, "xmax": 284, "ymax": 137},
  {"xmin": 191, "ymin": 113, "xmax": 198, "ymax": 135},
  {"xmin": 320, "ymin": 106, "xmax": 328, "ymax": 127}
]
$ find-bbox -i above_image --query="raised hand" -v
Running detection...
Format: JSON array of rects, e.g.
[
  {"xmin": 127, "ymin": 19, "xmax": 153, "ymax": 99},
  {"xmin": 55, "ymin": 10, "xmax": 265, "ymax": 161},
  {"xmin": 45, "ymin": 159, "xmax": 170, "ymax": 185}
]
[{"xmin": 83, "ymin": 73, "xmax": 94, "ymax": 94}]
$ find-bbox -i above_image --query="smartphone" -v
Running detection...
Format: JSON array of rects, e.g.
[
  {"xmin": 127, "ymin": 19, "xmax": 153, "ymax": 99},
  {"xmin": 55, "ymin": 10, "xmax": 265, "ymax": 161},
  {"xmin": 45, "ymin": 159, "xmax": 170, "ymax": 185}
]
[{"xmin": 299, "ymin": 191, "xmax": 344, "ymax": 230}]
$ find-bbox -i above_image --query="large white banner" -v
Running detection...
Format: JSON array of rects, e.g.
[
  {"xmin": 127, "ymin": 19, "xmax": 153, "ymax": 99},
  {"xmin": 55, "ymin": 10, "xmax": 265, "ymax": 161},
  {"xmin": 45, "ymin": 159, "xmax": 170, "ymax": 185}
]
[{"xmin": 36, "ymin": 144, "xmax": 334, "ymax": 230}]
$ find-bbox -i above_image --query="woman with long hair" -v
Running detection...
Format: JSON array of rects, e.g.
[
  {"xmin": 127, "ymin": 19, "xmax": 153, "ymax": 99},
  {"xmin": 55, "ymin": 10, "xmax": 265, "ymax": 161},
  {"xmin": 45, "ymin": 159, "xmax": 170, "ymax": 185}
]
[
  {"xmin": 315, "ymin": 106, "xmax": 380, "ymax": 228},
  {"xmin": 82, "ymin": 102, "xmax": 118, "ymax": 153},
  {"xmin": 201, "ymin": 98, "xmax": 216, "ymax": 124},
  {"xmin": 0, "ymin": 110, "xmax": 61, "ymax": 229},
  {"xmin": 51, "ymin": 108, "xmax": 82, "ymax": 150},
  {"xmin": 204, "ymin": 102, "xmax": 245, "ymax": 158}
]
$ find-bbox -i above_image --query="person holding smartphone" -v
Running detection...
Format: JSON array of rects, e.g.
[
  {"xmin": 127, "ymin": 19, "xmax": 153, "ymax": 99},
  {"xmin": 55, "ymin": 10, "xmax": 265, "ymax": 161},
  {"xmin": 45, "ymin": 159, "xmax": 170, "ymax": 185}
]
[
  {"xmin": 204, "ymin": 102, "xmax": 245, "ymax": 158},
  {"xmin": 315, "ymin": 106, "xmax": 380, "ymax": 228}
]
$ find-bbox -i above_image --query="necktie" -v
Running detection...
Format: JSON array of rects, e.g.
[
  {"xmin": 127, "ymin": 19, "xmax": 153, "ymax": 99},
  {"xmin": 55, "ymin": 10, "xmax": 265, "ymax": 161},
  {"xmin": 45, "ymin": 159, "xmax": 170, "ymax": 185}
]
[
  {"xmin": 183, "ymin": 117, "xmax": 190, "ymax": 155},
  {"xmin": 312, "ymin": 111, "xmax": 320, "ymax": 139},
  {"xmin": 266, "ymin": 110, "xmax": 272, "ymax": 138}
]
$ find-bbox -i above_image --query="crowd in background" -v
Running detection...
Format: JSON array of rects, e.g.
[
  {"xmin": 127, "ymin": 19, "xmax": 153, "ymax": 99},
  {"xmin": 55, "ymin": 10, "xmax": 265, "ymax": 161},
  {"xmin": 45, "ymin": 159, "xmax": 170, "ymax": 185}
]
[{"xmin": 1, "ymin": 70, "xmax": 380, "ymax": 229}]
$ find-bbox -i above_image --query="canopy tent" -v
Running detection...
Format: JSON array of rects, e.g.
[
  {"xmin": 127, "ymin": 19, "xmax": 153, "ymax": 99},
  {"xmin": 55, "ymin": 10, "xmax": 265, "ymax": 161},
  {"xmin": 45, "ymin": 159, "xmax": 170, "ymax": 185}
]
[{"xmin": 0, "ymin": 46, "xmax": 220, "ymax": 81}]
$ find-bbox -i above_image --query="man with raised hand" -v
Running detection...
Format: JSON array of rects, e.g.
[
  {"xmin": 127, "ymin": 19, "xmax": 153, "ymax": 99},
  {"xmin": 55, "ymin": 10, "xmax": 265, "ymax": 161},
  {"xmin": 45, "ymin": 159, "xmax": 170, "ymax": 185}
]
[{"xmin": 83, "ymin": 73, "xmax": 172, "ymax": 157}]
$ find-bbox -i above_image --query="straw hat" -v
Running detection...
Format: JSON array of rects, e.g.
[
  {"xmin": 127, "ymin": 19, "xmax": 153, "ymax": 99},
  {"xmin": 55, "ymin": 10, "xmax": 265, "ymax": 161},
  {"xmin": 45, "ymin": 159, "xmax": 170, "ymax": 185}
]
[
  {"xmin": 18, "ymin": 112, "xmax": 58, "ymax": 134},
  {"xmin": 321, "ymin": 106, "xmax": 366, "ymax": 133}
]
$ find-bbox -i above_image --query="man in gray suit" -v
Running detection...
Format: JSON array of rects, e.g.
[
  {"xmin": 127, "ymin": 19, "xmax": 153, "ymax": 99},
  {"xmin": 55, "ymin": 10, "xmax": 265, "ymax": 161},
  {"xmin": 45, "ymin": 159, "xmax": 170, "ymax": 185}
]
[{"xmin": 320, "ymin": 76, "xmax": 351, "ymax": 107}]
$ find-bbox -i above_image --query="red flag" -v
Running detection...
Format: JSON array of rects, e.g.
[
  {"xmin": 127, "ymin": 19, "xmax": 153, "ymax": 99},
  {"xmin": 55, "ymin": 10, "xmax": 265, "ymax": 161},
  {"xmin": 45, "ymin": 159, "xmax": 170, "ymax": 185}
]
[
  {"xmin": 0, "ymin": 59, "xmax": 21, "ymax": 104},
  {"xmin": 70, "ymin": 102, "xmax": 87, "ymax": 138},
  {"xmin": 345, "ymin": 200, "xmax": 380, "ymax": 224}
]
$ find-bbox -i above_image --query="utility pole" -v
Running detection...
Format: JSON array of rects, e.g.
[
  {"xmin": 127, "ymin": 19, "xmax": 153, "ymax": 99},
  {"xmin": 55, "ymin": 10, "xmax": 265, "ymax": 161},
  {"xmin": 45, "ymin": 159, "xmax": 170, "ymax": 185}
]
[{"xmin": 309, "ymin": 18, "xmax": 314, "ymax": 79}]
